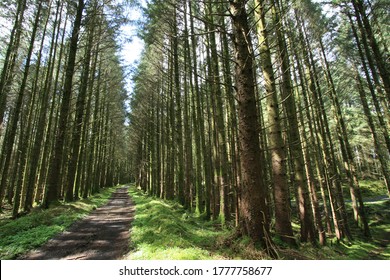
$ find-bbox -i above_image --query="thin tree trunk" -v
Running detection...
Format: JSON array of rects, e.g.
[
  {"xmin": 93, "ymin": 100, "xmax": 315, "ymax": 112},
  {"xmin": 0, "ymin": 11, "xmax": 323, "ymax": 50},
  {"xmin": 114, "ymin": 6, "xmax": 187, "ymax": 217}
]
[
  {"xmin": 0, "ymin": 0, "xmax": 27, "ymax": 134},
  {"xmin": 352, "ymin": 0, "xmax": 390, "ymax": 99},
  {"xmin": 319, "ymin": 39, "xmax": 371, "ymax": 238},
  {"xmin": 65, "ymin": 8, "xmax": 96, "ymax": 202},
  {"xmin": 271, "ymin": 0, "xmax": 316, "ymax": 244},
  {"xmin": 254, "ymin": 0, "xmax": 295, "ymax": 246},
  {"xmin": 0, "ymin": 1, "xmax": 42, "ymax": 212},
  {"xmin": 24, "ymin": 0, "xmax": 62, "ymax": 212},
  {"xmin": 45, "ymin": 0, "xmax": 85, "ymax": 207}
]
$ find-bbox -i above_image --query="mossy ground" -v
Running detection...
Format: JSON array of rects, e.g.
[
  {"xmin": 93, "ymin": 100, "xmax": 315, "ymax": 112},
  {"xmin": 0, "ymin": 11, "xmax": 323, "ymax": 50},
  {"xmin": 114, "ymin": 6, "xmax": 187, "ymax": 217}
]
[
  {"xmin": 357, "ymin": 180, "xmax": 388, "ymax": 198},
  {"xmin": 127, "ymin": 181, "xmax": 389, "ymax": 260},
  {"xmin": 0, "ymin": 186, "xmax": 117, "ymax": 259},
  {"xmin": 280, "ymin": 200, "xmax": 389, "ymax": 259},
  {"xmin": 125, "ymin": 187, "xmax": 229, "ymax": 260}
]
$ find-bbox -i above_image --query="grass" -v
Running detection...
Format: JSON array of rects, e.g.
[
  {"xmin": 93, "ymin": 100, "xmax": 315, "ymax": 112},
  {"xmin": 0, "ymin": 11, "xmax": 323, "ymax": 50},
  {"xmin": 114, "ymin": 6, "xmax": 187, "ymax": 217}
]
[
  {"xmin": 126, "ymin": 186, "xmax": 270, "ymax": 260},
  {"xmin": 127, "ymin": 182, "xmax": 389, "ymax": 260},
  {"xmin": 0, "ymin": 186, "xmax": 118, "ymax": 260},
  {"xmin": 125, "ymin": 187, "xmax": 229, "ymax": 260}
]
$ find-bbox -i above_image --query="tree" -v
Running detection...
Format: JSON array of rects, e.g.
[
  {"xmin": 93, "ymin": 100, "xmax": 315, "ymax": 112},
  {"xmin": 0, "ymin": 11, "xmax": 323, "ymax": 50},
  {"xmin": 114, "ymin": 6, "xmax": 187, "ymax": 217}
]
[
  {"xmin": 44, "ymin": 0, "xmax": 85, "ymax": 207},
  {"xmin": 254, "ymin": 0, "xmax": 296, "ymax": 246},
  {"xmin": 229, "ymin": 0, "xmax": 276, "ymax": 256},
  {"xmin": 0, "ymin": 0, "xmax": 130, "ymax": 214}
]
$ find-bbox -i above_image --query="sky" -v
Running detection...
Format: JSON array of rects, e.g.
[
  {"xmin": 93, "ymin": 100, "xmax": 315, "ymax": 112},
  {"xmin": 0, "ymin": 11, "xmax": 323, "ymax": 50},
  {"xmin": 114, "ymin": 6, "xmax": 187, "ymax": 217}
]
[
  {"xmin": 119, "ymin": 7, "xmax": 145, "ymax": 69},
  {"xmin": 116, "ymin": 1, "xmax": 146, "ymax": 115},
  {"xmin": 119, "ymin": 24, "xmax": 144, "ymax": 96}
]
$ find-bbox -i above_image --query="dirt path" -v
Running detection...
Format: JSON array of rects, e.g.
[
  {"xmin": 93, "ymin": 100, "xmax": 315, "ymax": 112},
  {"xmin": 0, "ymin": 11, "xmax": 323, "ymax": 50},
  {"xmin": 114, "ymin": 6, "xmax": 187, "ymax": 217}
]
[{"xmin": 19, "ymin": 186, "xmax": 134, "ymax": 260}]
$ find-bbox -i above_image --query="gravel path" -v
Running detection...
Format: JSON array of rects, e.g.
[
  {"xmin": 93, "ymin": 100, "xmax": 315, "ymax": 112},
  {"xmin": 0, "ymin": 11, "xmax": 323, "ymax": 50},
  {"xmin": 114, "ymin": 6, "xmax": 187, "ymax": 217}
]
[{"xmin": 19, "ymin": 186, "xmax": 134, "ymax": 260}]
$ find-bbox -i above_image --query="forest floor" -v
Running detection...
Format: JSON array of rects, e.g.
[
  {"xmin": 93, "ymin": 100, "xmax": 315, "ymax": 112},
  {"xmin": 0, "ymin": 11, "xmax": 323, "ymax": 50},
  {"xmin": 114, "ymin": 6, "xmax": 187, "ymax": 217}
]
[
  {"xmin": 17, "ymin": 186, "xmax": 134, "ymax": 260},
  {"xmin": 126, "ymin": 185, "xmax": 390, "ymax": 260},
  {"xmin": 1, "ymin": 182, "xmax": 388, "ymax": 260}
]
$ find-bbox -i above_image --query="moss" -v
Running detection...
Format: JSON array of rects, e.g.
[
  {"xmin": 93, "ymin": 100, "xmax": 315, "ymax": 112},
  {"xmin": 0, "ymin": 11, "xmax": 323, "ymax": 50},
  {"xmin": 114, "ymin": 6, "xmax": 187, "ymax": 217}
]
[
  {"xmin": 127, "ymin": 185, "xmax": 389, "ymax": 260},
  {"xmin": 358, "ymin": 180, "xmax": 388, "ymax": 198},
  {"xmin": 126, "ymin": 187, "xmax": 228, "ymax": 260}
]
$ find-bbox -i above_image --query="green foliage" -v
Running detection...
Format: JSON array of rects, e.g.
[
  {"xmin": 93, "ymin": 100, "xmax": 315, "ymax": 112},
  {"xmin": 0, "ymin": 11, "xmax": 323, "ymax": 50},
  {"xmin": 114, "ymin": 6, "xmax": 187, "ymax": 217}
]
[
  {"xmin": 2, "ymin": 184, "xmax": 386, "ymax": 260},
  {"xmin": 0, "ymin": 186, "xmax": 117, "ymax": 260}
]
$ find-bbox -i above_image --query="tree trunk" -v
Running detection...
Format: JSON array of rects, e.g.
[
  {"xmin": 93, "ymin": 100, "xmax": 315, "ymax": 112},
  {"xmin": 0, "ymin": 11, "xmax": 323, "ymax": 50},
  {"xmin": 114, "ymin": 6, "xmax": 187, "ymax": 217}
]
[
  {"xmin": 0, "ymin": 1, "xmax": 42, "ymax": 212},
  {"xmin": 44, "ymin": 0, "xmax": 85, "ymax": 207},
  {"xmin": 254, "ymin": 0, "xmax": 295, "ymax": 246},
  {"xmin": 230, "ymin": 0, "xmax": 276, "ymax": 256},
  {"xmin": 319, "ymin": 39, "xmax": 371, "ymax": 238},
  {"xmin": 0, "ymin": 0, "xmax": 27, "ymax": 134}
]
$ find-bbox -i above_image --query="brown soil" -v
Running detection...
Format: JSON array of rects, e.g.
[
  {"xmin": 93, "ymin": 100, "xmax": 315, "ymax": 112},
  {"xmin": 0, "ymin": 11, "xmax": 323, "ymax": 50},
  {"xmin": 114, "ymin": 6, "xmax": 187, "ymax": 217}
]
[{"xmin": 19, "ymin": 186, "xmax": 134, "ymax": 260}]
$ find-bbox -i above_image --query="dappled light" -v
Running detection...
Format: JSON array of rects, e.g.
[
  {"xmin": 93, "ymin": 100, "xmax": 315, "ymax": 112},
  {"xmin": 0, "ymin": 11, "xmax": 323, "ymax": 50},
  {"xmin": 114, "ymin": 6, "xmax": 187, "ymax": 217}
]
[{"xmin": 19, "ymin": 187, "xmax": 134, "ymax": 260}]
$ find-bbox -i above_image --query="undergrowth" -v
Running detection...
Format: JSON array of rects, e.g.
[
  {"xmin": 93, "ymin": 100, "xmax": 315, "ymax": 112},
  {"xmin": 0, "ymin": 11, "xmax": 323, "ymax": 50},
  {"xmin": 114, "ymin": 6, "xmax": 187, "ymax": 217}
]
[
  {"xmin": 343, "ymin": 179, "xmax": 388, "ymax": 199},
  {"xmin": 358, "ymin": 180, "xmax": 388, "ymax": 198},
  {"xmin": 127, "ymin": 184, "xmax": 389, "ymax": 260},
  {"xmin": 285, "ymin": 198, "xmax": 390, "ymax": 259},
  {"xmin": 0, "ymin": 186, "xmax": 118, "ymax": 260},
  {"xmin": 126, "ymin": 186, "xmax": 271, "ymax": 259},
  {"xmin": 126, "ymin": 187, "xmax": 228, "ymax": 260}
]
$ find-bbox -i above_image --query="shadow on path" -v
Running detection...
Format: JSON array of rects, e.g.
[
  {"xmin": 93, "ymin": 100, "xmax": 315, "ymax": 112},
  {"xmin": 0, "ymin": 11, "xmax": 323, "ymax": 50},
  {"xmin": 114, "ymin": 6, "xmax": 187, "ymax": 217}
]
[{"xmin": 19, "ymin": 186, "xmax": 134, "ymax": 260}]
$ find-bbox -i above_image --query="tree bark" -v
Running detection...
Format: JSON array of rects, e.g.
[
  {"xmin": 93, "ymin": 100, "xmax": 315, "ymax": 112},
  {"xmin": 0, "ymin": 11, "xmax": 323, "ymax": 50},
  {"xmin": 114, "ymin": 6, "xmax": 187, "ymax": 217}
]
[{"xmin": 230, "ymin": 0, "xmax": 276, "ymax": 256}]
